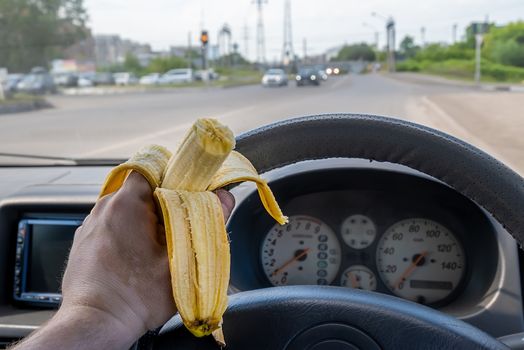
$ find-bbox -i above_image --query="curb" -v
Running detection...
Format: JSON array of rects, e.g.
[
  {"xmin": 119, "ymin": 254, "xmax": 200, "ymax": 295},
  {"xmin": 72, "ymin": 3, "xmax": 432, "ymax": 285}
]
[{"xmin": 385, "ymin": 73, "xmax": 524, "ymax": 92}]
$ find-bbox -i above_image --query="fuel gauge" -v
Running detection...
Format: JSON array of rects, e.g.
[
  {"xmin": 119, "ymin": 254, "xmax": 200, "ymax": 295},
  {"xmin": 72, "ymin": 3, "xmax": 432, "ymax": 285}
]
[{"xmin": 340, "ymin": 265, "xmax": 377, "ymax": 291}]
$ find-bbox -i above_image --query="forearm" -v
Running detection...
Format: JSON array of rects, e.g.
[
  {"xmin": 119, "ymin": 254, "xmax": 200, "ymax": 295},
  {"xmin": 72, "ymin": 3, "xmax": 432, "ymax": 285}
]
[{"xmin": 10, "ymin": 306, "xmax": 140, "ymax": 350}]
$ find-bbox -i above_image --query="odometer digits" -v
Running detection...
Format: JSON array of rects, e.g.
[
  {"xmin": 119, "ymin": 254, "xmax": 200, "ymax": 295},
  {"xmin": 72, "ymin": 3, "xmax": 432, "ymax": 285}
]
[{"xmin": 376, "ymin": 218, "xmax": 465, "ymax": 304}]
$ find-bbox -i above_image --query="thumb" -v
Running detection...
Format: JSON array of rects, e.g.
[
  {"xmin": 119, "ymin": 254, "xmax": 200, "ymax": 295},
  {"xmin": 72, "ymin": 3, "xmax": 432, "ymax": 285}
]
[
  {"xmin": 216, "ymin": 189, "xmax": 235, "ymax": 221},
  {"xmin": 119, "ymin": 171, "xmax": 154, "ymax": 200}
]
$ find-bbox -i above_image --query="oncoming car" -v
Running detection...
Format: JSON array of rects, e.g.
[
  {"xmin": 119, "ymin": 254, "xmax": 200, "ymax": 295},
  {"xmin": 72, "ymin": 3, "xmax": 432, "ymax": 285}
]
[
  {"xmin": 295, "ymin": 68, "xmax": 320, "ymax": 86},
  {"xmin": 261, "ymin": 68, "xmax": 288, "ymax": 87}
]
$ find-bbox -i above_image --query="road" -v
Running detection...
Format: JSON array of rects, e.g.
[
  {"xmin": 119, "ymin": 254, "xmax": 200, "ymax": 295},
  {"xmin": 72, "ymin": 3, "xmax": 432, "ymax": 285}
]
[{"xmin": 1, "ymin": 73, "xmax": 523, "ymax": 175}]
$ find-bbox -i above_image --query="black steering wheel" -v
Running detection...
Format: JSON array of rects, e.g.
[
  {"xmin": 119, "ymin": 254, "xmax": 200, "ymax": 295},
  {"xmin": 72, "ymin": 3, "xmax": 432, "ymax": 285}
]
[{"xmin": 143, "ymin": 114, "xmax": 524, "ymax": 350}]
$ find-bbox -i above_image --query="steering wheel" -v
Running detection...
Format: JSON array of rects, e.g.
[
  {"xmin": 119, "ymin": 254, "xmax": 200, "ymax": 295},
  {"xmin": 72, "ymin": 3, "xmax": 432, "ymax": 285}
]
[{"xmin": 141, "ymin": 114, "xmax": 524, "ymax": 349}]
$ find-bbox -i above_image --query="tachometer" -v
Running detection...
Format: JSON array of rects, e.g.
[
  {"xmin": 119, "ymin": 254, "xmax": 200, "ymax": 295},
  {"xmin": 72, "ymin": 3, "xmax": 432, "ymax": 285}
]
[
  {"xmin": 261, "ymin": 215, "xmax": 341, "ymax": 286},
  {"xmin": 376, "ymin": 218, "xmax": 465, "ymax": 304}
]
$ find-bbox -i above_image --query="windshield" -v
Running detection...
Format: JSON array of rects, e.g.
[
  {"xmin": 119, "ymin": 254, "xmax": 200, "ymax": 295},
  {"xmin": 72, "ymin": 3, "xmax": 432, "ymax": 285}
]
[{"xmin": 0, "ymin": 0, "xmax": 523, "ymax": 174}]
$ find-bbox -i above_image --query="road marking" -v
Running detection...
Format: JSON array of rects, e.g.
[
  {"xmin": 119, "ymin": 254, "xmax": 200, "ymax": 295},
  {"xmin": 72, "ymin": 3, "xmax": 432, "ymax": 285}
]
[
  {"xmin": 419, "ymin": 96, "xmax": 517, "ymax": 170},
  {"xmin": 79, "ymin": 105, "xmax": 257, "ymax": 157},
  {"xmin": 330, "ymin": 75, "xmax": 351, "ymax": 90}
]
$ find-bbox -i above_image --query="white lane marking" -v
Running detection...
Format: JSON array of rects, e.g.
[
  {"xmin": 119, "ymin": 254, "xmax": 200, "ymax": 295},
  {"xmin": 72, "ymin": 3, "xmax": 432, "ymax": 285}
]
[
  {"xmin": 329, "ymin": 75, "xmax": 351, "ymax": 90},
  {"xmin": 79, "ymin": 105, "xmax": 257, "ymax": 157}
]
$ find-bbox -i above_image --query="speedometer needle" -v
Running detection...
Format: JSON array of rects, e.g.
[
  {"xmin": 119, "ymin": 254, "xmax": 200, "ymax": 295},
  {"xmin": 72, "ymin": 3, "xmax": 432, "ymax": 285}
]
[
  {"xmin": 270, "ymin": 248, "xmax": 310, "ymax": 277},
  {"xmin": 394, "ymin": 251, "xmax": 429, "ymax": 290}
]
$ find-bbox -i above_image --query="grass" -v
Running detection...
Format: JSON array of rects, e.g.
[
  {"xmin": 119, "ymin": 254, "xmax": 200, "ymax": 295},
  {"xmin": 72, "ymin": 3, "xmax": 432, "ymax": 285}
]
[
  {"xmin": 396, "ymin": 59, "xmax": 524, "ymax": 84},
  {"xmin": 0, "ymin": 93, "xmax": 45, "ymax": 105}
]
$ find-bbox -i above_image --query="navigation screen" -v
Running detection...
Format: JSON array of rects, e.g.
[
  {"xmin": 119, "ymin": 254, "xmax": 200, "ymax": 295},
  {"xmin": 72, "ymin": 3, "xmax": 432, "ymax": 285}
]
[{"xmin": 26, "ymin": 223, "xmax": 77, "ymax": 294}]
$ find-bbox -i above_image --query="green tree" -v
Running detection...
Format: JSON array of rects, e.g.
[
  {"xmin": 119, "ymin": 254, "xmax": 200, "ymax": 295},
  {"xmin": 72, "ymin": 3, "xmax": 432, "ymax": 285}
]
[
  {"xmin": 483, "ymin": 21, "xmax": 524, "ymax": 67},
  {"xmin": 334, "ymin": 43, "xmax": 376, "ymax": 61},
  {"xmin": 123, "ymin": 54, "xmax": 143, "ymax": 75},
  {"xmin": 0, "ymin": 0, "xmax": 88, "ymax": 72},
  {"xmin": 147, "ymin": 56, "xmax": 188, "ymax": 74},
  {"xmin": 399, "ymin": 36, "xmax": 419, "ymax": 59}
]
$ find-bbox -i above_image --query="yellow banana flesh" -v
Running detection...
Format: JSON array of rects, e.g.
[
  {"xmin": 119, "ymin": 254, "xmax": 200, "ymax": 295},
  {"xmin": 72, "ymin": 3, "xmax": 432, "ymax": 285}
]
[{"xmin": 99, "ymin": 118, "xmax": 286, "ymax": 344}]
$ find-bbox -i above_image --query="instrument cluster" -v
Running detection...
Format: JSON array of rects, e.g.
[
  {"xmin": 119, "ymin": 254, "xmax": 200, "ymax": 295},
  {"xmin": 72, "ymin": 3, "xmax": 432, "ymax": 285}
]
[{"xmin": 260, "ymin": 214, "xmax": 465, "ymax": 305}]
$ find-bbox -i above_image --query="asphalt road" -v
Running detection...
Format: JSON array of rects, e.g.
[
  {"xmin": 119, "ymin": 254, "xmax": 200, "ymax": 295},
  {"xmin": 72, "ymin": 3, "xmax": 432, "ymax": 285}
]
[{"xmin": 1, "ymin": 73, "xmax": 523, "ymax": 174}]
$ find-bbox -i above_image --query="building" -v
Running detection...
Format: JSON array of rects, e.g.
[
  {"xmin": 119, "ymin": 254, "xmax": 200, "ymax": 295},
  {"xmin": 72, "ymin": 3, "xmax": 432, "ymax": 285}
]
[{"xmin": 93, "ymin": 35, "xmax": 152, "ymax": 67}]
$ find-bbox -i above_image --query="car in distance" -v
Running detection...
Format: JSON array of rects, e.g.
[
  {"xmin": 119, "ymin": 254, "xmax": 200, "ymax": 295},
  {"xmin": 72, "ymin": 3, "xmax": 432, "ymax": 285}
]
[
  {"xmin": 295, "ymin": 68, "xmax": 320, "ymax": 87},
  {"xmin": 139, "ymin": 73, "xmax": 161, "ymax": 85},
  {"xmin": 113, "ymin": 72, "xmax": 138, "ymax": 86},
  {"xmin": 262, "ymin": 69, "xmax": 288, "ymax": 87},
  {"xmin": 16, "ymin": 67, "xmax": 56, "ymax": 94},
  {"xmin": 159, "ymin": 68, "xmax": 194, "ymax": 84}
]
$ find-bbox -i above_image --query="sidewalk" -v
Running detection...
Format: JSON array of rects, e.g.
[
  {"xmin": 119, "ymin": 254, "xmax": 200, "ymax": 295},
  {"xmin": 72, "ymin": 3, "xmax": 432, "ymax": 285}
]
[{"xmin": 386, "ymin": 72, "xmax": 524, "ymax": 92}]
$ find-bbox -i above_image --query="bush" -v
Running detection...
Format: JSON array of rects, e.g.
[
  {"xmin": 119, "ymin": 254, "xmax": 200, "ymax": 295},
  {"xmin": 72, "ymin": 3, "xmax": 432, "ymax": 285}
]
[
  {"xmin": 396, "ymin": 60, "xmax": 421, "ymax": 72},
  {"xmin": 146, "ymin": 56, "xmax": 188, "ymax": 74}
]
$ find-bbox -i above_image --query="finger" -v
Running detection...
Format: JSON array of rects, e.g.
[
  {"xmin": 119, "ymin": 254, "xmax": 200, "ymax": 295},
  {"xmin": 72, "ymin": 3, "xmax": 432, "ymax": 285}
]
[
  {"xmin": 215, "ymin": 189, "xmax": 235, "ymax": 221},
  {"xmin": 120, "ymin": 171, "xmax": 153, "ymax": 200}
]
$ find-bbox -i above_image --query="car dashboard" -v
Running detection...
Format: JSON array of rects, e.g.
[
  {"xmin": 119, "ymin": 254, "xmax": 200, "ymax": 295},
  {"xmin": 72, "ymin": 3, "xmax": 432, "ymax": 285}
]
[{"xmin": 0, "ymin": 159, "xmax": 522, "ymax": 348}]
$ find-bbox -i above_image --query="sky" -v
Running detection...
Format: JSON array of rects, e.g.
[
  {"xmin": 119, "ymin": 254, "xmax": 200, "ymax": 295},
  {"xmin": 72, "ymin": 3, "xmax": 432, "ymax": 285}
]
[{"xmin": 85, "ymin": 0, "xmax": 524, "ymax": 61}]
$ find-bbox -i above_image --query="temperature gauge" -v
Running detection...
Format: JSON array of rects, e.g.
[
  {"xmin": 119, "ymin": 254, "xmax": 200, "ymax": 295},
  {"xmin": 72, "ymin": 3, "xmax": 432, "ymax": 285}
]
[
  {"xmin": 341, "ymin": 214, "xmax": 376, "ymax": 249},
  {"xmin": 340, "ymin": 265, "xmax": 377, "ymax": 291}
]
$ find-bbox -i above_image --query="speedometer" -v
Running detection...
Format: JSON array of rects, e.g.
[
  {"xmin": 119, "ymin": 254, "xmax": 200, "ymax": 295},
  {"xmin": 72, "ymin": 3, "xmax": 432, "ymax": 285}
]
[
  {"xmin": 376, "ymin": 218, "xmax": 465, "ymax": 304},
  {"xmin": 261, "ymin": 215, "xmax": 341, "ymax": 286}
]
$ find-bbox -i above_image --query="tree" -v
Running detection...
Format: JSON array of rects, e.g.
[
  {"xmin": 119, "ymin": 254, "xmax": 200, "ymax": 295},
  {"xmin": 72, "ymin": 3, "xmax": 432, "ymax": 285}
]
[
  {"xmin": 0, "ymin": 0, "xmax": 88, "ymax": 72},
  {"xmin": 399, "ymin": 36, "xmax": 419, "ymax": 59},
  {"xmin": 483, "ymin": 21, "xmax": 524, "ymax": 67},
  {"xmin": 334, "ymin": 43, "xmax": 376, "ymax": 61}
]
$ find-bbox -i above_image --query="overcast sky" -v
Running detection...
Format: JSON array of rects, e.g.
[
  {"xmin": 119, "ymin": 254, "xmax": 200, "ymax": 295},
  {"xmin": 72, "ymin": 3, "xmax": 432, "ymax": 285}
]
[{"xmin": 85, "ymin": 0, "xmax": 524, "ymax": 61}]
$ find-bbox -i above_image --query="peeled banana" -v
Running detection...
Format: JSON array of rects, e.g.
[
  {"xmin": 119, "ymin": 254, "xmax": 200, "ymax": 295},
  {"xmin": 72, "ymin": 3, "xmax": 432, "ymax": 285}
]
[{"xmin": 99, "ymin": 118, "xmax": 287, "ymax": 344}]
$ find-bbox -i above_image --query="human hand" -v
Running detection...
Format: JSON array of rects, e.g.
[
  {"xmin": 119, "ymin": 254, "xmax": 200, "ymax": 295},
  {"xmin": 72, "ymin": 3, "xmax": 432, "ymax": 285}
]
[{"xmin": 27, "ymin": 171, "xmax": 235, "ymax": 349}]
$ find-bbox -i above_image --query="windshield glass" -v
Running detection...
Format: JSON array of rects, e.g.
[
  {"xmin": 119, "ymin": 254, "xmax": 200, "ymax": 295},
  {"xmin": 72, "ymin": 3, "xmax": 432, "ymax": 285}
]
[{"xmin": 0, "ymin": 0, "xmax": 523, "ymax": 174}]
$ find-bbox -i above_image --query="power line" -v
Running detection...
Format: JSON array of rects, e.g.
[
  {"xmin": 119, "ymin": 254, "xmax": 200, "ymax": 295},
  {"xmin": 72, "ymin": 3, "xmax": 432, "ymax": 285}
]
[
  {"xmin": 282, "ymin": 0, "xmax": 294, "ymax": 65},
  {"xmin": 253, "ymin": 0, "xmax": 267, "ymax": 64}
]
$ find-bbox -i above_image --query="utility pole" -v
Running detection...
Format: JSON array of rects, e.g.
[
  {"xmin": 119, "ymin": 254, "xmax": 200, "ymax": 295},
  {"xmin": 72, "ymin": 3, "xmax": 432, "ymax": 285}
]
[
  {"xmin": 187, "ymin": 31, "xmax": 192, "ymax": 69},
  {"xmin": 253, "ymin": 0, "xmax": 267, "ymax": 64},
  {"xmin": 420, "ymin": 26, "xmax": 426, "ymax": 47},
  {"xmin": 282, "ymin": 0, "xmax": 294, "ymax": 66},
  {"xmin": 474, "ymin": 34, "xmax": 482, "ymax": 84},
  {"xmin": 452, "ymin": 23, "xmax": 457, "ymax": 44},
  {"xmin": 243, "ymin": 24, "xmax": 250, "ymax": 60},
  {"xmin": 372, "ymin": 12, "xmax": 396, "ymax": 72},
  {"xmin": 302, "ymin": 38, "xmax": 307, "ymax": 63}
]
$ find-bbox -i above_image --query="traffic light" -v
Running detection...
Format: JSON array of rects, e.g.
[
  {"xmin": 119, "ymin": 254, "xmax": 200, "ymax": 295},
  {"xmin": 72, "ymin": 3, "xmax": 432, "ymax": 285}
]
[{"xmin": 200, "ymin": 30, "xmax": 209, "ymax": 47}]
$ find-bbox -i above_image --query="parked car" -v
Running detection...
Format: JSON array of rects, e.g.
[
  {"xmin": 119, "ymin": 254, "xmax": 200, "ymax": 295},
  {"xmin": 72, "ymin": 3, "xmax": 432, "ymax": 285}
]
[
  {"xmin": 2, "ymin": 74, "xmax": 24, "ymax": 94},
  {"xmin": 113, "ymin": 72, "xmax": 138, "ymax": 86},
  {"xmin": 262, "ymin": 68, "xmax": 288, "ymax": 87},
  {"xmin": 295, "ymin": 68, "xmax": 320, "ymax": 86},
  {"xmin": 139, "ymin": 73, "xmax": 161, "ymax": 85},
  {"xmin": 194, "ymin": 69, "xmax": 219, "ymax": 81},
  {"xmin": 159, "ymin": 68, "xmax": 194, "ymax": 84},
  {"xmin": 92, "ymin": 72, "xmax": 115, "ymax": 86},
  {"xmin": 16, "ymin": 67, "xmax": 56, "ymax": 94},
  {"xmin": 53, "ymin": 73, "xmax": 78, "ymax": 87}
]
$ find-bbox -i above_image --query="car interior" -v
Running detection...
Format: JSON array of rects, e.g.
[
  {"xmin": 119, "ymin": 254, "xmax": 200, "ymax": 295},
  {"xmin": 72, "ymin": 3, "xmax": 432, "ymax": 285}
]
[{"xmin": 1, "ymin": 114, "xmax": 524, "ymax": 349}]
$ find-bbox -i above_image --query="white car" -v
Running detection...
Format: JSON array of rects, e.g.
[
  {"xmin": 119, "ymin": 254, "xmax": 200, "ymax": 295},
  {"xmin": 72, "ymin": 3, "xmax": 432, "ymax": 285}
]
[
  {"xmin": 113, "ymin": 72, "xmax": 138, "ymax": 86},
  {"xmin": 139, "ymin": 73, "xmax": 161, "ymax": 85},
  {"xmin": 159, "ymin": 69, "xmax": 193, "ymax": 84},
  {"xmin": 262, "ymin": 69, "xmax": 288, "ymax": 87}
]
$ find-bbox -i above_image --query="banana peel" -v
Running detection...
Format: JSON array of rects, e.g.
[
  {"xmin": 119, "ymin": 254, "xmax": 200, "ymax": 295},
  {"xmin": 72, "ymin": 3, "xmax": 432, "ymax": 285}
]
[{"xmin": 99, "ymin": 118, "xmax": 287, "ymax": 345}]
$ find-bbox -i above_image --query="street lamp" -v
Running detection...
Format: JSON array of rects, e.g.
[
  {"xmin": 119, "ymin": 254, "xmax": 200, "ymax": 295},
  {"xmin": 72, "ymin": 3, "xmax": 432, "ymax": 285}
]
[{"xmin": 371, "ymin": 12, "xmax": 396, "ymax": 72}]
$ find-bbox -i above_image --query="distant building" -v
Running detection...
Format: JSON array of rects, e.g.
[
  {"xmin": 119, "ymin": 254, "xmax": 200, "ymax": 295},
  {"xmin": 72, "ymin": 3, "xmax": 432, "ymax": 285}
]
[
  {"xmin": 324, "ymin": 46, "xmax": 344, "ymax": 62},
  {"xmin": 93, "ymin": 35, "xmax": 153, "ymax": 67}
]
